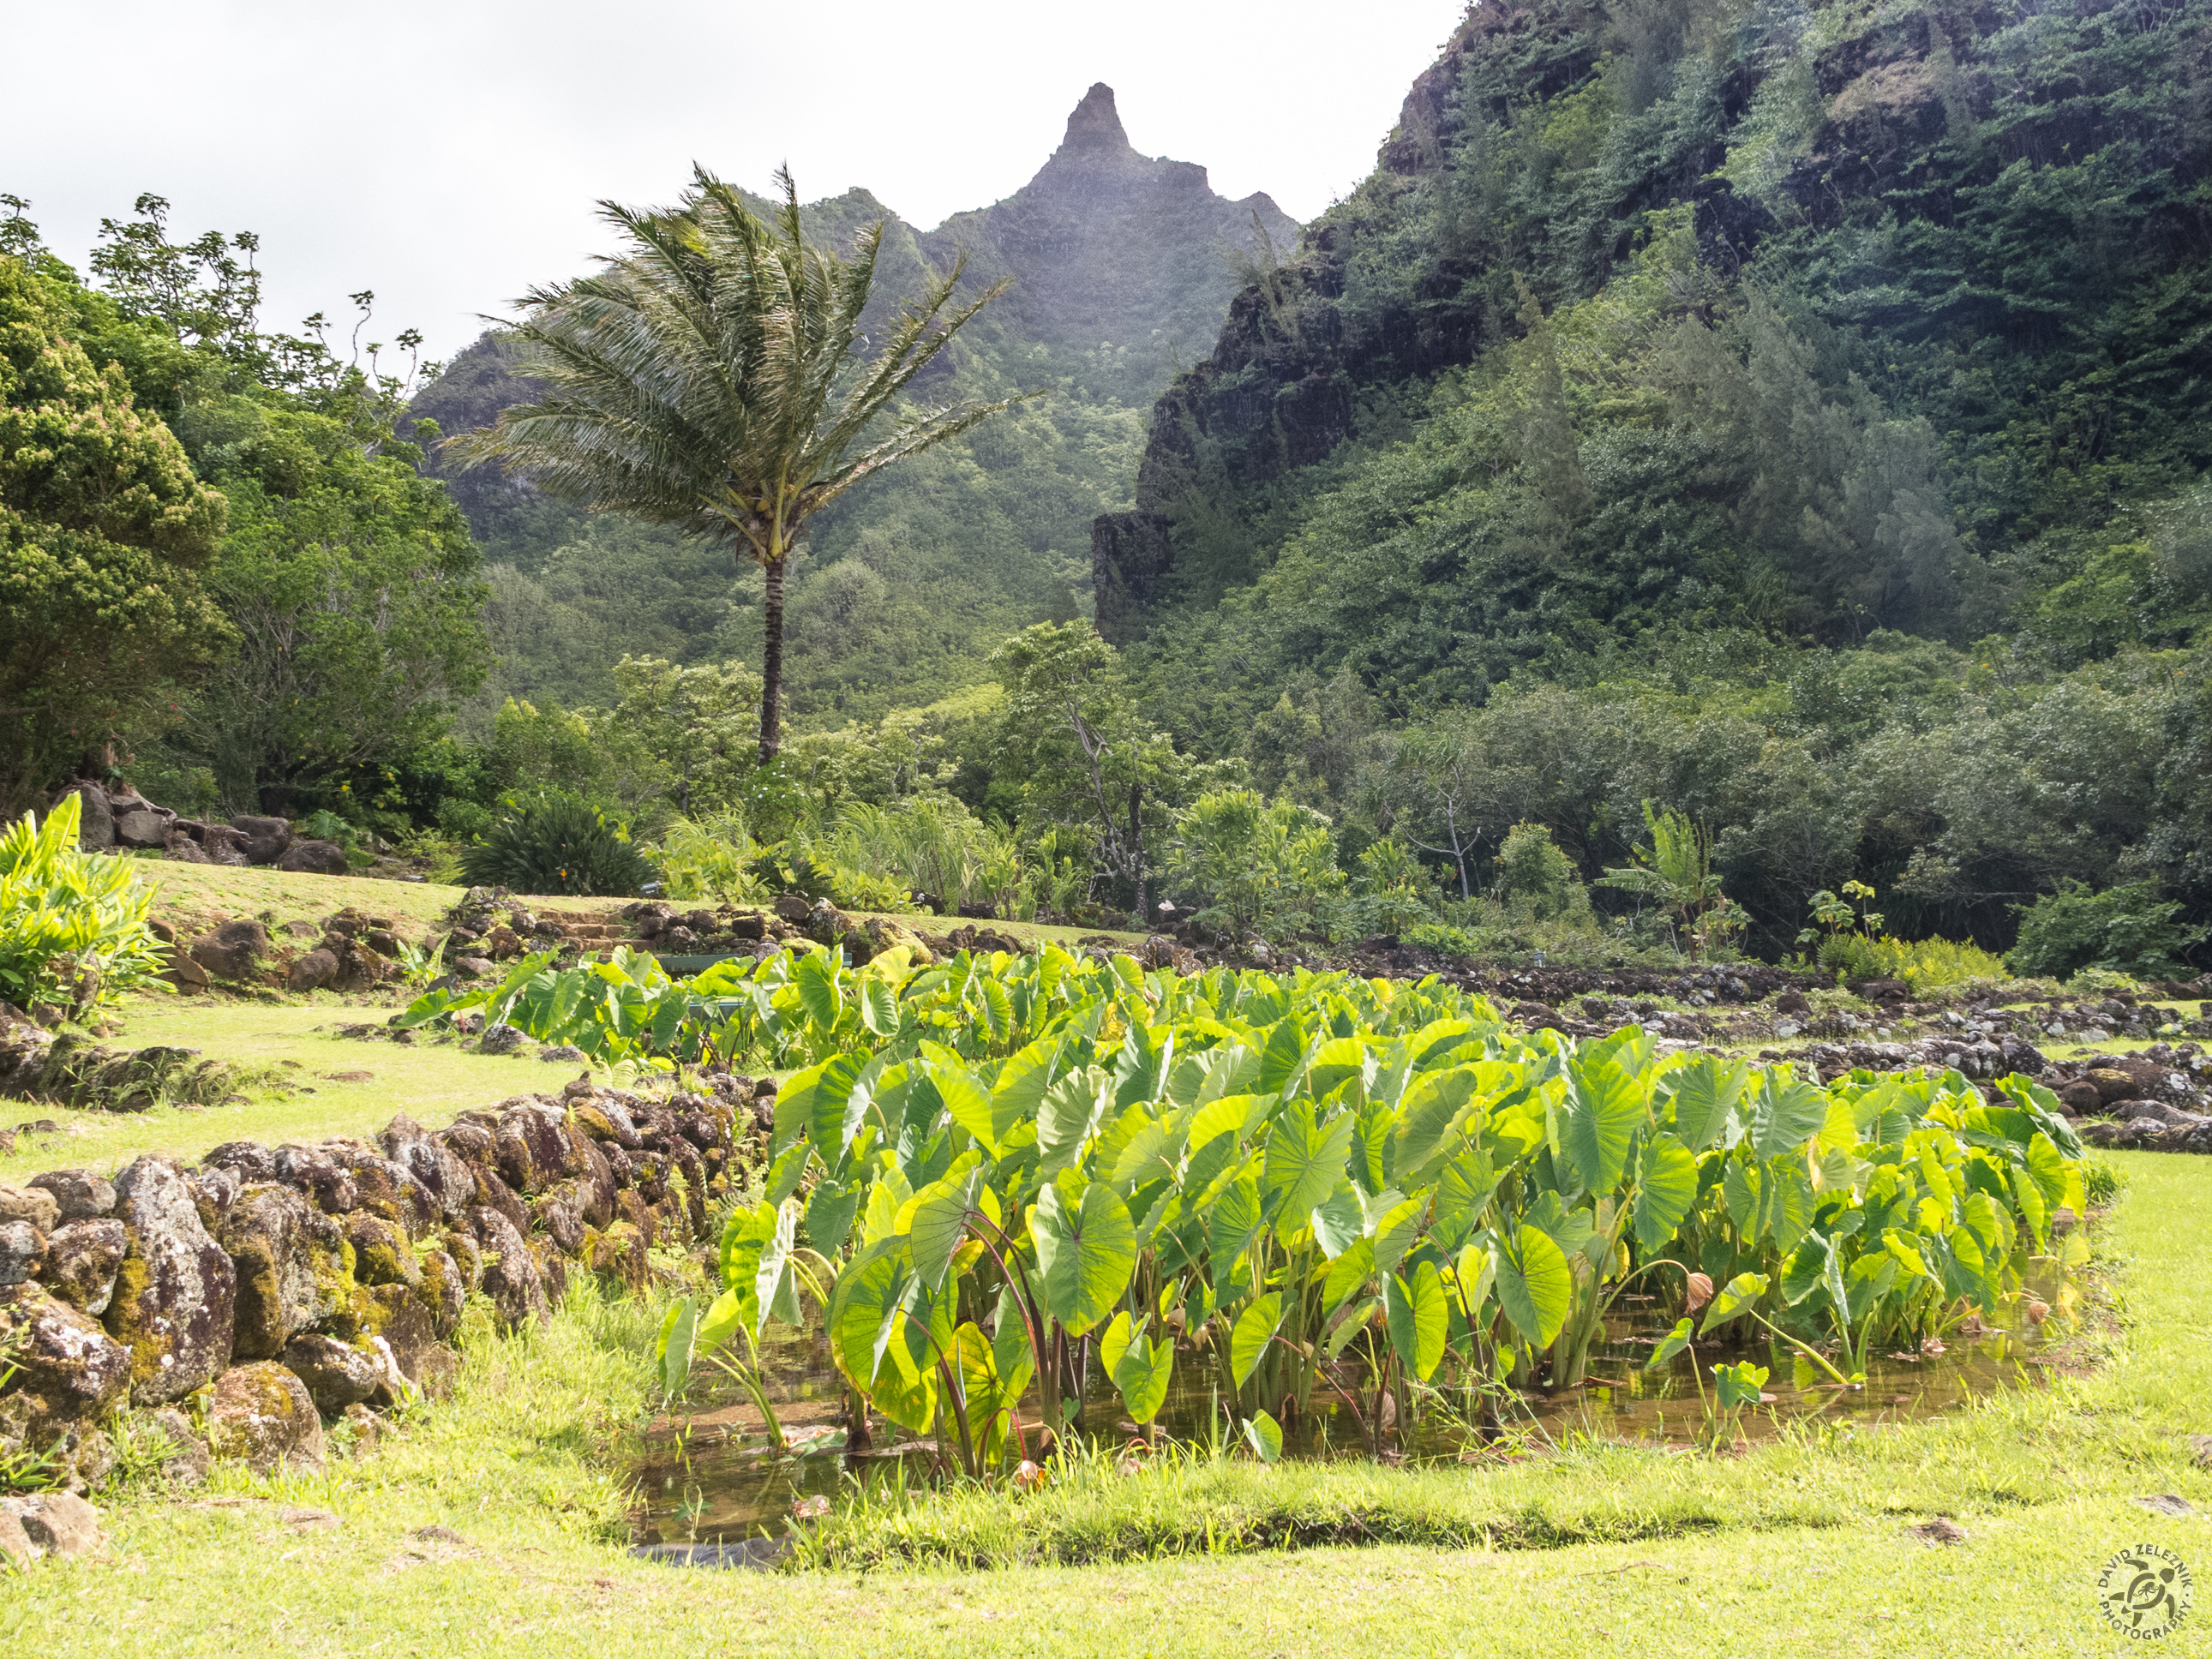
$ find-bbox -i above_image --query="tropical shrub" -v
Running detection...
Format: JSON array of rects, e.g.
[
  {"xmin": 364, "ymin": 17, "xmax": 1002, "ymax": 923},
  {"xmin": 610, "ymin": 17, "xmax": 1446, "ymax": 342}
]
[
  {"xmin": 1491, "ymin": 821, "xmax": 1581, "ymax": 919},
  {"xmin": 1167, "ymin": 788, "xmax": 1345, "ymax": 942},
  {"xmin": 657, "ymin": 947, "xmax": 2089, "ymax": 1472},
  {"xmin": 2007, "ymin": 881, "xmax": 2206, "ymax": 983},
  {"xmin": 0, "ymin": 795, "xmax": 171, "ymax": 1014},
  {"xmin": 457, "ymin": 793, "xmax": 656, "ymax": 896},
  {"xmin": 652, "ymin": 812, "xmax": 770, "ymax": 905}
]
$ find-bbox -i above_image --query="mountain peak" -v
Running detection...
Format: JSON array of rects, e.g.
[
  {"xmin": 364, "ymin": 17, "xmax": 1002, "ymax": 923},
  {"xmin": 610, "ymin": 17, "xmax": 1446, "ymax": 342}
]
[{"xmin": 1058, "ymin": 82, "xmax": 1130, "ymax": 155}]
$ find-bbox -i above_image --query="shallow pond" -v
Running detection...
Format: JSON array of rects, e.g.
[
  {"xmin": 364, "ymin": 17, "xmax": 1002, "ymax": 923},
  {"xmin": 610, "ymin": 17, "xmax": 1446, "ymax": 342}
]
[{"xmin": 626, "ymin": 1300, "xmax": 2050, "ymax": 1548}]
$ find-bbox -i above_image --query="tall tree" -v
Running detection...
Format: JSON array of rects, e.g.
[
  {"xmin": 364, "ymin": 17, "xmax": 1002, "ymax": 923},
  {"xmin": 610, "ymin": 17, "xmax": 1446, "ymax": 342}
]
[{"xmin": 451, "ymin": 169, "xmax": 1021, "ymax": 763}]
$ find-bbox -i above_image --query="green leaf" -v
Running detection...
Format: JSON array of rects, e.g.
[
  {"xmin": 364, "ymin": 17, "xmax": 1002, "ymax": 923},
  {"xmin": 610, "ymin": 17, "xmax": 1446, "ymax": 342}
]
[
  {"xmin": 1383, "ymin": 1261, "xmax": 1448, "ymax": 1381},
  {"xmin": 1208, "ymin": 1172, "xmax": 1266, "ymax": 1295},
  {"xmin": 926, "ymin": 1063, "xmax": 1004, "ymax": 1156},
  {"xmin": 1256, "ymin": 1016, "xmax": 1308, "ymax": 1095},
  {"xmin": 1390, "ymin": 1066, "xmax": 1480, "ymax": 1183},
  {"xmin": 1031, "ymin": 1176, "xmax": 1137, "ymax": 1337},
  {"xmin": 1699, "ymin": 1270, "xmax": 1769, "ymax": 1335},
  {"xmin": 803, "ymin": 1178, "xmax": 862, "ymax": 1257},
  {"xmin": 1105, "ymin": 1315, "xmax": 1174, "ymax": 1422},
  {"xmin": 1242, "ymin": 1410, "xmax": 1283, "ymax": 1464},
  {"xmin": 1630, "ymin": 1133, "xmax": 1698, "ymax": 1253},
  {"xmin": 1751, "ymin": 1074, "xmax": 1828, "ymax": 1160},
  {"xmin": 1645, "ymin": 1315, "xmax": 1693, "ymax": 1372},
  {"xmin": 655, "ymin": 1297, "xmax": 698, "ymax": 1398},
  {"xmin": 1231, "ymin": 1291, "xmax": 1285, "ymax": 1387},
  {"xmin": 1326, "ymin": 1297, "xmax": 1379, "ymax": 1358},
  {"xmin": 1494, "ymin": 1226, "xmax": 1571, "ymax": 1349},
  {"xmin": 1322, "ymin": 1236, "xmax": 1376, "ymax": 1313},
  {"xmin": 1310, "ymin": 1183, "xmax": 1364, "ymax": 1258},
  {"xmin": 1560, "ymin": 1056, "xmax": 1646, "ymax": 1193},
  {"xmin": 908, "ymin": 1163, "xmax": 981, "ymax": 1292},
  {"xmin": 794, "ymin": 949, "xmax": 843, "ymax": 1030},
  {"xmin": 1663, "ymin": 1057, "xmax": 1747, "ymax": 1151},
  {"xmin": 1780, "ymin": 1236, "xmax": 1831, "ymax": 1307},
  {"xmin": 1262, "ymin": 1105, "xmax": 1356, "ymax": 1225},
  {"xmin": 1370, "ymin": 1193, "xmax": 1429, "ymax": 1281},
  {"xmin": 859, "ymin": 979, "xmax": 899, "ymax": 1037}
]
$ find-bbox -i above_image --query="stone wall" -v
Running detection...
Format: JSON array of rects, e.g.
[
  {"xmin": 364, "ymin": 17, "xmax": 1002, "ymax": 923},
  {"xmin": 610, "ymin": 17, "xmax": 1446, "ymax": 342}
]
[{"xmin": 0, "ymin": 1073, "xmax": 771, "ymax": 1493}]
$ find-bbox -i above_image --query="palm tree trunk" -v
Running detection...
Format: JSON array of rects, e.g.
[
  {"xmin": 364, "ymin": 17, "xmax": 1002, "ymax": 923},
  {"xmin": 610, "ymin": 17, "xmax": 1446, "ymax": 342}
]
[{"xmin": 758, "ymin": 554, "xmax": 786, "ymax": 764}]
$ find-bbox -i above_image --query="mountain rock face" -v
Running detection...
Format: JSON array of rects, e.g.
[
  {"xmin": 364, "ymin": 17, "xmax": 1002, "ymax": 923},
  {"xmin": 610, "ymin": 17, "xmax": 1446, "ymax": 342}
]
[
  {"xmin": 919, "ymin": 83, "xmax": 1298, "ymax": 365},
  {"xmin": 405, "ymin": 83, "xmax": 1296, "ymax": 723}
]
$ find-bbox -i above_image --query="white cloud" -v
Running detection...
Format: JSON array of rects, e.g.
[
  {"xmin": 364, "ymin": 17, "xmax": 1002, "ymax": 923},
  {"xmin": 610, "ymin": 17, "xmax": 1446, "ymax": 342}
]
[{"xmin": 9, "ymin": 0, "xmax": 1465, "ymax": 361}]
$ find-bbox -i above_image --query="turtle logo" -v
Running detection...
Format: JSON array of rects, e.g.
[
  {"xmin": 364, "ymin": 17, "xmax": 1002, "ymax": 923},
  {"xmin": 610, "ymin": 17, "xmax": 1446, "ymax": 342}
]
[{"xmin": 2095, "ymin": 1544, "xmax": 2192, "ymax": 1638}]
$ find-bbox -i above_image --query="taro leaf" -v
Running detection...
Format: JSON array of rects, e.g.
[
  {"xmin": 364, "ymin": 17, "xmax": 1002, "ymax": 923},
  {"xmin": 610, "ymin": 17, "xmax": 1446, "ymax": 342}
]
[
  {"xmin": 1391, "ymin": 1066, "xmax": 1480, "ymax": 1184},
  {"xmin": 794, "ymin": 949, "xmax": 843, "ymax": 1030},
  {"xmin": 1494, "ymin": 1226, "xmax": 1572, "ymax": 1350},
  {"xmin": 695, "ymin": 1286, "xmax": 742, "ymax": 1356},
  {"xmin": 991, "ymin": 1285, "xmax": 1035, "ymax": 1401},
  {"xmin": 1370, "ymin": 1193, "xmax": 1429, "ymax": 1282},
  {"xmin": 1186, "ymin": 1091, "xmax": 1265, "ymax": 1155},
  {"xmin": 1262, "ymin": 1105, "xmax": 1357, "ymax": 1226},
  {"xmin": 992, "ymin": 1036, "xmax": 1064, "ymax": 1133},
  {"xmin": 1664, "ymin": 1057, "xmax": 1747, "ymax": 1152},
  {"xmin": 803, "ymin": 1178, "xmax": 863, "ymax": 1258},
  {"xmin": 1713, "ymin": 1361, "xmax": 1768, "ymax": 1410},
  {"xmin": 1305, "ymin": 1037, "xmax": 1374, "ymax": 1106},
  {"xmin": 1453, "ymin": 1241, "xmax": 1496, "ymax": 1324},
  {"xmin": 928, "ymin": 1063, "xmax": 1004, "ymax": 1157},
  {"xmin": 1231, "ymin": 1291, "xmax": 1285, "ymax": 1387},
  {"xmin": 775, "ymin": 1053, "xmax": 864, "ymax": 1155},
  {"xmin": 1780, "ymin": 1235, "xmax": 1831, "ymax": 1307},
  {"xmin": 764, "ymin": 1139, "xmax": 811, "ymax": 1207},
  {"xmin": 1432, "ymin": 1147, "xmax": 1502, "ymax": 1244},
  {"xmin": 857, "ymin": 978, "xmax": 900, "ymax": 1037},
  {"xmin": 1350, "ymin": 1103, "xmax": 1390, "ymax": 1196},
  {"xmin": 1256, "ymin": 1016, "xmax": 1309, "ymax": 1096},
  {"xmin": 1109, "ymin": 1115, "xmax": 1176, "ymax": 1194},
  {"xmin": 1322, "ymin": 1237, "xmax": 1376, "ymax": 1314},
  {"xmin": 1243, "ymin": 1410, "xmax": 1283, "ymax": 1464},
  {"xmin": 1310, "ymin": 1183, "xmax": 1364, "ymax": 1260},
  {"xmin": 1630, "ymin": 1133, "xmax": 1699, "ymax": 1254},
  {"xmin": 1103, "ymin": 1313, "xmax": 1174, "ymax": 1422},
  {"xmin": 2009, "ymin": 1164, "xmax": 2049, "ymax": 1250},
  {"xmin": 1039, "ymin": 1067, "xmax": 1111, "ymax": 1172},
  {"xmin": 1208, "ymin": 1173, "xmax": 1267, "ymax": 1295},
  {"xmin": 1384, "ymin": 1261, "xmax": 1448, "ymax": 1381},
  {"xmin": 950, "ymin": 1320, "xmax": 1002, "ymax": 1428},
  {"xmin": 1723, "ymin": 1159, "xmax": 1761, "ymax": 1232},
  {"xmin": 1326, "ymin": 1297, "xmax": 1380, "ymax": 1358},
  {"xmin": 1844, "ymin": 1252, "xmax": 1897, "ymax": 1321},
  {"xmin": 1751, "ymin": 1074, "xmax": 1829, "ymax": 1160},
  {"xmin": 908, "ymin": 1161, "xmax": 983, "ymax": 1292},
  {"xmin": 1561, "ymin": 1056, "xmax": 1646, "ymax": 1193},
  {"xmin": 1698, "ymin": 1270, "xmax": 1769, "ymax": 1336},
  {"xmin": 1644, "ymin": 1315, "xmax": 1693, "ymax": 1372},
  {"xmin": 655, "ymin": 1297, "xmax": 698, "ymax": 1399},
  {"xmin": 1882, "ymin": 1229, "xmax": 1932, "ymax": 1282},
  {"xmin": 976, "ymin": 976, "xmax": 1013, "ymax": 1043},
  {"xmin": 1031, "ymin": 1176, "xmax": 1137, "ymax": 1337}
]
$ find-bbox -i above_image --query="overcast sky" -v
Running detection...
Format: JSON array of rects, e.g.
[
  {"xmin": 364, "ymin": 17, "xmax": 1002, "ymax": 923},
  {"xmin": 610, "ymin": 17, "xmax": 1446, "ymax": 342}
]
[{"xmin": 8, "ymin": 0, "xmax": 1466, "ymax": 366}]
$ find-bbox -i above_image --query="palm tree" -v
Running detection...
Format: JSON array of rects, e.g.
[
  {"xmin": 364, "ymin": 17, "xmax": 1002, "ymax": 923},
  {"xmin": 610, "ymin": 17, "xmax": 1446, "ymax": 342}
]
[{"xmin": 450, "ymin": 168, "xmax": 1022, "ymax": 762}]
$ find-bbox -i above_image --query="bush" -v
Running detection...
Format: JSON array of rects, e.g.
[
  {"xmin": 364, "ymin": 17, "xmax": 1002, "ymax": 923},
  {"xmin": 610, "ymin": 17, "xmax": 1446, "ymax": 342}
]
[
  {"xmin": 458, "ymin": 794, "xmax": 657, "ymax": 897},
  {"xmin": 1167, "ymin": 788, "xmax": 1346, "ymax": 942},
  {"xmin": 0, "ymin": 795, "xmax": 171, "ymax": 1014},
  {"xmin": 1492, "ymin": 821, "xmax": 1581, "ymax": 919},
  {"xmin": 2006, "ymin": 881, "xmax": 2207, "ymax": 981},
  {"xmin": 653, "ymin": 812, "xmax": 770, "ymax": 905}
]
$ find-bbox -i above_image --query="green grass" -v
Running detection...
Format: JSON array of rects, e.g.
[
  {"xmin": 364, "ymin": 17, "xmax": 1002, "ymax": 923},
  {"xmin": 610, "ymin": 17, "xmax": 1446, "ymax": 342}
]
[
  {"xmin": 6, "ymin": 1151, "xmax": 2209, "ymax": 1655},
  {"xmin": 0, "ymin": 998, "xmax": 581, "ymax": 1182}
]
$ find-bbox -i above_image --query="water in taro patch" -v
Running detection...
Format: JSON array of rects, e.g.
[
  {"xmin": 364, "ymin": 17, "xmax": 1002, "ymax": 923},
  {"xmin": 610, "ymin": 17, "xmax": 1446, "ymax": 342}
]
[{"xmin": 626, "ymin": 1300, "xmax": 2048, "ymax": 1546}]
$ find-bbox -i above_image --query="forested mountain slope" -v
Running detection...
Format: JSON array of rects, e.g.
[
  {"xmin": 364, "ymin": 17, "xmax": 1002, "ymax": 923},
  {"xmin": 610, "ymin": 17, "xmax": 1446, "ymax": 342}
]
[
  {"xmin": 407, "ymin": 86, "xmax": 1294, "ymax": 727},
  {"xmin": 1102, "ymin": 0, "xmax": 2212, "ymax": 702}
]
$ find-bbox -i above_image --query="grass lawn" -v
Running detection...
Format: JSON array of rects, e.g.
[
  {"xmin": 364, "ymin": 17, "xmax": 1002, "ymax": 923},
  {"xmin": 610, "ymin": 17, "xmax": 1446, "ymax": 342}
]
[
  {"xmin": 0, "ymin": 997, "xmax": 585, "ymax": 1183},
  {"xmin": 135, "ymin": 861, "xmax": 1149, "ymax": 955},
  {"xmin": 9, "ymin": 1150, "xmax": 2209, "ymax": 1656}
]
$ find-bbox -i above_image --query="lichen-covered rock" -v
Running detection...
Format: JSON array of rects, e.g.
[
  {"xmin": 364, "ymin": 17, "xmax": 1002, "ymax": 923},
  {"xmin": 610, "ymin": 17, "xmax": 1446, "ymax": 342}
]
[
  {"xmin": 345, "ymin": 1213, "xmax": 421, "ymax": 1289},
  {"xmin": 40, "ymin": 1219, "xmax": 127, "ymax": 1314},
  {"xmin": 280, "ymin": 1333, "xmax": 381, "ymax": 1413},
  {"xmin": 286, "ymin": 948, "xmax": 339, "ymax": 993},
  {"xmin": 203, "ymin": 1141, "xmax": 280, "ymax": 1183},
  {"xmin": 584, "ymin": 1222, "xmax": 648, "ymax": 1295},
  {"xmin": 0, "ymin": 1505, "xmax": 32, "ymax": 1567},
  {"xmin": 0, "ymin": 1219, "xmax": 42, "ymax": 1285},
  {"xmin": 0, "ymin": 1490, "xmax": 105, "ymax": 1558},
  {"xmin": 206, "ymin": 1362, "xmax": 325, "ymax": 1474},
  {"xmin": 379, "ymin": 1114, "xmax": 477, "ymax": 1224},
  {"xmin": 138, "ymin": 1405, "xmax": 210, "ymax": 1486},
  {"xmin": 531, "ymin": 1180, "xmax": 590, "ymax": 1255},
  {"xmin": 30, "ymin": 1168, "xmax": 117, "ymax": 1221},
  {"xmin": 359, "ymin": 1284, "xmax": 441, "ymax": 1402},
  {"xmin": 0, "ymin": 1283, "xmax": 132, "ymax": 1432},
  {"xmin": 470, "ymin": 1207, "xmax": 548, "ymax": 1332},
  {"xmin": 0, "ymin": 1183, "xmax": 60, "ymax": 1233},
  {"xmin": 417, "ymin": 1249, "xmax": 465, "ymax": 1334},
  {"xmin": 219, "ymin": 1183, "xmax": 349, "ymax": 1360},
  {"xmin": 495, "ymin": 1099, "xmax": 582, "ymax": 1192},
  {"xmin": 103, "ymin": 1157, "xmax": 236, "ymax": 1404},
  {"xmin": 272, "ymin": 1145, "xmax": 358, "ymax": 1214}
]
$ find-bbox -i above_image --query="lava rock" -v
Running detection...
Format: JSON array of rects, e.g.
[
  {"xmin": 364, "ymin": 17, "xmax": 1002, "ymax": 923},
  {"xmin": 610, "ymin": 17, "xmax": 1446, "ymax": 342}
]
[
  {"xmin": 219, "ymin": 1183, "xmax": 349, "ymax": 1359},
  {"xmin": 280, "ymin": 1333, "xmax": 381, "ymax": 1413},
  {"xmin": 105, "ymin": 1156, "xmax": 237, "ymax": 1404},
  {"xmin": 27, "ymin": 1169, "xmax": 116, "ymax": 1220},
  {"xmin": 189, "ymin": 919, "xmax": 271, "ymax": 982},
  {"xmin": 286, "ymin": 948, "xmax": 339, "ymax": 992},
  {"xmin": 275, "ymin": 839, "xmax": 351, "ymax": 876},
  {"xmin": 39, "ymin": 1219, "xmax": 126, "ymax": 1314},
  {"xmin": 206, "ymin": 1361, "xmax": 326, "ymax": 1474}
]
